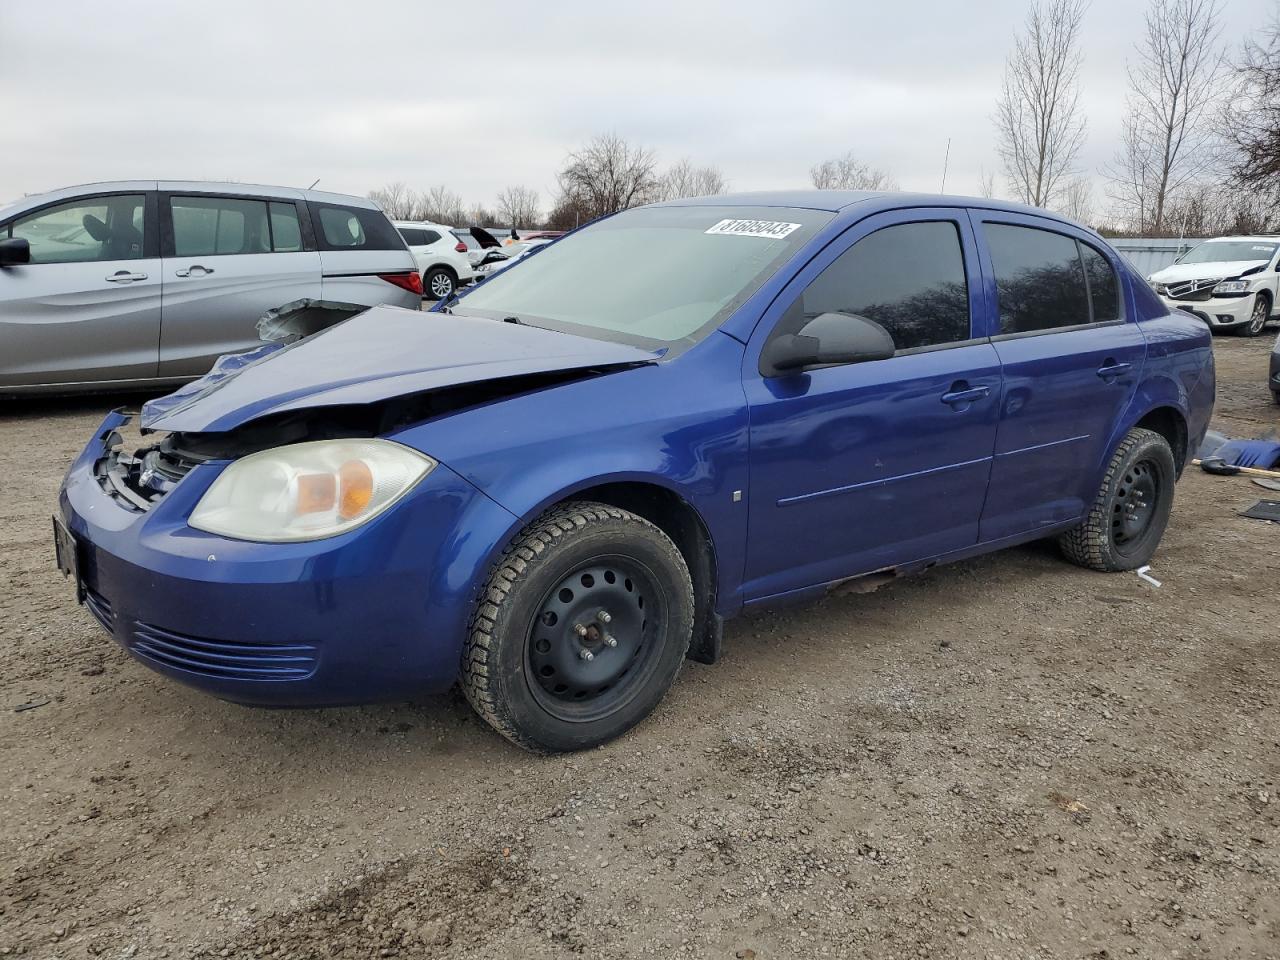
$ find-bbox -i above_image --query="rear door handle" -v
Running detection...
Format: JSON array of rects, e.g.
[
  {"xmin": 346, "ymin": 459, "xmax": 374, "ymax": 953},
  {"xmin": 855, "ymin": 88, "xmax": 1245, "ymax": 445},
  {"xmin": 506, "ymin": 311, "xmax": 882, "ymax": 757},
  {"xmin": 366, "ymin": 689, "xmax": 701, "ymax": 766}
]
[
  {"xmin": 1097, "ymin": 360, "xmax": 1132, "ymax": 380},
  {"xmin": 174, "ymin": 265, "xmax": 214, "ymax": 278},
  {"xmin": 941, "ymin": 384, "xmax": 991, "ymax": 407},
  {"xmin": 105, "ymin": 270, "xmax": 148, "ymax": 283}
]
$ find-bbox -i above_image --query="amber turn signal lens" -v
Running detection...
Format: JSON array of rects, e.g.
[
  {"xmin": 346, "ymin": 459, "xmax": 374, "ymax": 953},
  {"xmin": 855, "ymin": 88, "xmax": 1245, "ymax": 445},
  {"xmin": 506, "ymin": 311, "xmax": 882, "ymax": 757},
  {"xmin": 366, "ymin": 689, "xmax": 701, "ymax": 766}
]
[
  {"xmin": 296, "ymin": 473, "xmax": 337, "ymax": 514},
  {"xmin": 338, "ymin": 460, "xmax": 374, "ymax": 520}
]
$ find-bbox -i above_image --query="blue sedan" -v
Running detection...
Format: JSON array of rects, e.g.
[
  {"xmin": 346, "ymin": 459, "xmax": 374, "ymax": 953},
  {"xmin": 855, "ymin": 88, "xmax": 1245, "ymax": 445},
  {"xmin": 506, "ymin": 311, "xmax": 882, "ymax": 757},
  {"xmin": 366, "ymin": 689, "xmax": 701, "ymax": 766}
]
[{"xmin": 57, "ymin": 191, "xmax": 1215, "ymax": 752}]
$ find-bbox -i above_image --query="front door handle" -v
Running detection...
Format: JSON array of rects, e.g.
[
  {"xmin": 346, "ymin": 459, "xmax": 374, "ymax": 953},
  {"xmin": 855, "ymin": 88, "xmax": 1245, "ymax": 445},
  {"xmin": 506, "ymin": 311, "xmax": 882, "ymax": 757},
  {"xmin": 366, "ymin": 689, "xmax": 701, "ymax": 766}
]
[
  {"xmin": 941, "ymin": 383, "xmax": 991, "ymax": 408},
  {"xmin": 1097, "ymin": 360, "xmax": 1132, "ymax": 380},
  {"xmin": 105, "ymin": 270, "xmax": 148, "ymax": 283},
  {"xmin": 174, "ymin": 265, "xmax": 214, "ymax": 278}
]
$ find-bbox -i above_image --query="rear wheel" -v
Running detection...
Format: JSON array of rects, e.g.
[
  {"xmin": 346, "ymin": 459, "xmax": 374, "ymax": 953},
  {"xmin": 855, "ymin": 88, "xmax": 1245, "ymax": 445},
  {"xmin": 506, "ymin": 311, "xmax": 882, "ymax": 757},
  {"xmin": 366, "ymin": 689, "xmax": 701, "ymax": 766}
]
[
  {"xmin": 1059, "ymin": 427, "xmax": 1176, "ymax": 572},
  {"xmin": 424, "ymin": 266, "xmax": 456, "ymax": 301},
  {"xmin": 462, "ymin": 502, "xmax": 694, "ymax": 753}
]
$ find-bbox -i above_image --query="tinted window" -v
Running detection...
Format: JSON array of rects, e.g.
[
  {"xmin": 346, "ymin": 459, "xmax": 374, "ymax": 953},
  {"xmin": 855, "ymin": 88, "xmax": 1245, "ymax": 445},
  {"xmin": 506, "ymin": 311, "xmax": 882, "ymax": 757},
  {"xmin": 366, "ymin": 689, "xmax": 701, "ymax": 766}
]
[
  {"xmin": 779, "ymin": 221, "xmax": 971, "ymax": 351},
  {"xmin": 309, "ymin": 202, "xmax": 405, "ymax": 251},
  {"xmin": 11, "ymin": 195, "xmax": 146, "ymax": 263},
  {"xmin": 269, "ymin": 201, "xmax": 302, "ymax": 252},
  {"xmin": 172, "ymin": 196, "xmax": 270, "ymax": 257},
  {"xmin": 986, "ymin": 224, "xmax": 1089, "ymax": 334},
  {"xmin": 399, "ymin": 227, "xmax": 428, "ymax": 246},
  {"xmin": 422, "ymin": 229, "xmax": 442, "ymax": 245},
  {"xmin": 1081, "ymin": 243, "xmax": 1120, "ymax": 323}
]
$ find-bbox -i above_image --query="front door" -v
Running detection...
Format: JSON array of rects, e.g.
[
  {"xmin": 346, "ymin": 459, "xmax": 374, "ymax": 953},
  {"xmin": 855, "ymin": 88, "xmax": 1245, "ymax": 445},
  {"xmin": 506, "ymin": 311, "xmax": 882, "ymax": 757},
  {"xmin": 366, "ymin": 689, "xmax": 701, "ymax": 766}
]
[
  {"xmin": 0, "ymin": 192, "xmax": 161, "ymax": 388},
  {"xmin": 971, "ymin": 214, "xmax": 1148, "ymax": 542},
  {"xmin": 742, "ymin": 210, "xmax": 1002, "ymax": 602},
  {"xmin": 159, "ymin": 193, "xmax": 321, "ymax": 378}
]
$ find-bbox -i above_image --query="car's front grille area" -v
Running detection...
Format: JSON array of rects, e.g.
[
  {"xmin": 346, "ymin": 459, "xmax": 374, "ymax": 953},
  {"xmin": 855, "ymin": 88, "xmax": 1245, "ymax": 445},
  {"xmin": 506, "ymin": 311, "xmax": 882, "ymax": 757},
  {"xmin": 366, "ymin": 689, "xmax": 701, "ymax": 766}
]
[
  {"xmin": 128, "ymin": 622, "xmax": 319, "ymax": 681},
  {"xmin": 84, "ymin": 589, "xmax": 115, "ymax": 634},
  {"xmin": 1163, "ymin": 278, "xmax": 1220, "ymax": 301}
]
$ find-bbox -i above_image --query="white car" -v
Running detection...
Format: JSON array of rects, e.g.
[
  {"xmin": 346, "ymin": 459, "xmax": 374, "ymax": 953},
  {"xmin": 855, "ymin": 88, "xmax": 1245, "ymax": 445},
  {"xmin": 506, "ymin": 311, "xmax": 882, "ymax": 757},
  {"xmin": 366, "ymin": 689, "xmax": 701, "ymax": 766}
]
[
  {"xmin": 394, "ymin": 221, "xmax": 474, "ymax": 300},
  {"xmin": 472, "ymin": 238, "xmax": 554, "ymax": 281},
  {"xmin": 1148, "ymin": 235, "xmax": 1280, "ymax": 336}
]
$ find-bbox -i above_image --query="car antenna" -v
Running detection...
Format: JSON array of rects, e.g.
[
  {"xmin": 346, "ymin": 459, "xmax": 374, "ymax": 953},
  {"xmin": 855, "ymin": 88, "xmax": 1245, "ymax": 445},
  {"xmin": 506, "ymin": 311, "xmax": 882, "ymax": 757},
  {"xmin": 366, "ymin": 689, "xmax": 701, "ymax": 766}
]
[{"xmin": 307, "ymin": 178, "xmax": 320, "ymax": 189}]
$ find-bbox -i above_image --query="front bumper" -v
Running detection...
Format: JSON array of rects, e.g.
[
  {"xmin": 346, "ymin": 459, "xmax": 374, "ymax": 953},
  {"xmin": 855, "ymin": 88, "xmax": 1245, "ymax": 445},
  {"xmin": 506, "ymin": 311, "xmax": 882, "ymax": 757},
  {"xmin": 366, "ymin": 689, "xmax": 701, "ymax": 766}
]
[
  {"xmin": 1158, "ymin": 292, "xmax": 1255, "ymax": 328},
  {"xmin": 58, "ymin": 413, "xmax": 518, "ymax": 707}
]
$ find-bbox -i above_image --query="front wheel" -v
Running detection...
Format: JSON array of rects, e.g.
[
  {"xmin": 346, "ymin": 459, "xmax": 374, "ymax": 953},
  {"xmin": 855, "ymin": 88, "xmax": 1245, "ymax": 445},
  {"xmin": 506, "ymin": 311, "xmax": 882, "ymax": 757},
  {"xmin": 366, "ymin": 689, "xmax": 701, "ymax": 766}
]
[
  {"xmin": 1240, "ymin": 293, "xmax": 1270, "ymax": 337},
  {"xmin": 462, "ymin": 502, "xmax": 694, "ymax": 753},
  {"xmin": 1059, "ymin": 427, "xmax": 1176, "ymax": 572}
]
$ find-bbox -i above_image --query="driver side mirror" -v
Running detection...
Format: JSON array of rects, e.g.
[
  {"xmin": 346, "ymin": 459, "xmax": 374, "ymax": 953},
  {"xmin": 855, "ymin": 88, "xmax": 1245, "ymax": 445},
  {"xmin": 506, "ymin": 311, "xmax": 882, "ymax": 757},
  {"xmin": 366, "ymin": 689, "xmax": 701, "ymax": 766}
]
[
  {"xmin": 761, "ymin": 312, "xmax": 895, "ymax": 377},
  {"xmin": 0, "ymin": 237, "xmax": 30, "ymax": 267}
]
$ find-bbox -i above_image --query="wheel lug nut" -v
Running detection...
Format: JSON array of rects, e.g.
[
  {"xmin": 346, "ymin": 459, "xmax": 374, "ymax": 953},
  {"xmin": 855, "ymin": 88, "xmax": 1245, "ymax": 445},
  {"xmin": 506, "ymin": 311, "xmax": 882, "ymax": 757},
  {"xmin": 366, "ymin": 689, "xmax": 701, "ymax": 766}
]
[
  {"xmin": 603, "ymin": 634, "xmax": 618, "ymax": 648},
  {"xmin": 596, "ymin": 610, "xmax": 612, "ymax": 624},
  {"xmin": 574, "ymin": 624, "xmax": 588, "ymax": 637},
  {"xmin": 579, "ymin": 648, "xmax": 595, "ymax": 661}
]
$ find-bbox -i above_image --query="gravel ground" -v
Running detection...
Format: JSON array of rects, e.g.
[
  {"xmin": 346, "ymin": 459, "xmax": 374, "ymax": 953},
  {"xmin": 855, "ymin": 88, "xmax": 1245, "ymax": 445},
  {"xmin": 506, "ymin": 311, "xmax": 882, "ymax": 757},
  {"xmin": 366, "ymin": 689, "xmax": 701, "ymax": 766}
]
[{"xmin": 1, "ymin": 334, "xmax": 1278, "ymax": 960}]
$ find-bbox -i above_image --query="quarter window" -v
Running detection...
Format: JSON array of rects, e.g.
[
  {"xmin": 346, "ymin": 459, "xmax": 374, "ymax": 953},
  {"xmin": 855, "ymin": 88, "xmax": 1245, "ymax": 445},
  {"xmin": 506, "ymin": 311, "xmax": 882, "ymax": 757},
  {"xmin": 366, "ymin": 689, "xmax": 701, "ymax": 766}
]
[
  {"xmin": 778, "ymin": 220, "xmax": 971, "ymax": 351},
  {"xmin": 269, "ymin": 202, "xmax": 303, "ymax": 252},
  {"xmin": 1080, "ymin": 242, "xmax": 1120, "ymax": 323},
  {"xmin": 172, "ymin": 196, "xmax": 271, "ymax": 257},
  {"xmin": 985, "ymin": 224, "xmax": 1092, "ymax": 334},
  {"xmin": 9, "ymin": 195, "xmax": 146, "ymax": 263},
  {"xmin": 309, "ymin": 202, "xmax": 405, "ymax": 251}
]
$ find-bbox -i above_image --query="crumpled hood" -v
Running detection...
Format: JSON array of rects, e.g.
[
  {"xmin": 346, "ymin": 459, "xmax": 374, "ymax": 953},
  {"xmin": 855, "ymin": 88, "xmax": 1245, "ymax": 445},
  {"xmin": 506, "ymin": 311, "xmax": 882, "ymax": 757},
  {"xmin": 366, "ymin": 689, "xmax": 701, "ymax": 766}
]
[
  {"xmin": 141, "ymin": 305, "xmax": 659, "ymax": 433},
  {"xmin": 1150, "ymin": 259, "xmax": 1268, "ymax": 284}
]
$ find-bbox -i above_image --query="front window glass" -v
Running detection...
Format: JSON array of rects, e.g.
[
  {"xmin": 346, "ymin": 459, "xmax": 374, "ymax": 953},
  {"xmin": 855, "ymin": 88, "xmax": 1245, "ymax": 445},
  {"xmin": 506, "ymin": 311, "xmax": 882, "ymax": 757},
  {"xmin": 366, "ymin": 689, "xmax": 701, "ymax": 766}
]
[
  {"xmin": 1180, "ymin": 241, "xmax": 1278, "ymax": 264},
  {"xmin": 458, "ymin": 205, "xmax": 831, "ymax": 347},
  {"xmin": 11, "ymin": 195, "xmax": 146, "ymax": 263},
  {"xmin": 776, "ymin": 220, "xmax": 971, "ymax": 351}
]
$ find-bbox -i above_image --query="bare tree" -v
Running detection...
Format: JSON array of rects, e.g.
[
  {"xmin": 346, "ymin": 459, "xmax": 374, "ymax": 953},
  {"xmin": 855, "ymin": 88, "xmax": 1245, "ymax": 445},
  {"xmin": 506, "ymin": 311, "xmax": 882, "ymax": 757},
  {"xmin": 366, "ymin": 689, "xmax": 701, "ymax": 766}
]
[
  {"xmin": 557, "ymin": 133, "xmax": 659, "ymax": 222},
  {"xmin": 367, "ymin": 181, "xmax": 416, "ymax": 220},
  {"xmin": 1223, "ymin": 12, "xmax": 1280, "ymax": 193},
  {"xmin": 1057, "ymin": 176, "xmax": 1094, "ymax": 223},
  {"xmin": 978, "ymin": 167, "xmax": 998, "ymax": 198},
  {"xmin": 417, "ymin": 185, "xmax": 466, "ymax": 226},
  {"xmin": 495, "ymin": 186, "xmax": 542, "ymax": 228},
  {"xmin": 809, "ymin": 151, "xmax": 898, "ymax": 191},
  {"xmin": 656, "ymin": 158, "xmax": 729, "ymax": 200},
  {"xmin": 994, "ymin": 0, "xmax": 1088, "ymax": 208},
  {"xmin": 1106, "ymin": 0, "xmax": 1224, "ymax": 232}
]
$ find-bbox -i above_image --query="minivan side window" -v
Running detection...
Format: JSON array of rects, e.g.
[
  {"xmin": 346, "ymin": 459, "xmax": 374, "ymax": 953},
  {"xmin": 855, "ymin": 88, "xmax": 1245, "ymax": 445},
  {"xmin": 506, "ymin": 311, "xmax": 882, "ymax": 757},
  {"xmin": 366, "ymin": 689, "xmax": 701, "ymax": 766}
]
[
  {"xmin": 309, "ymin": 202, "xmax": 405, "ymax": 252},
  {"xmin": 775, "ymin": 220, "xmax": 971, "ymax": 352},
  {"xmin": 269, "ymin": 201, "xmax": 303, "ymax": 252},
  {"xmin": 9, "ymin": 195, "xmax": 146, "ymax": 264},
  {"xmin": 985, "ymin": 223, "xmax": 1096, "ymax": 334},
  {"xmin": 172, "ymin": 196, "xmax": 271, "ymax": 257}
]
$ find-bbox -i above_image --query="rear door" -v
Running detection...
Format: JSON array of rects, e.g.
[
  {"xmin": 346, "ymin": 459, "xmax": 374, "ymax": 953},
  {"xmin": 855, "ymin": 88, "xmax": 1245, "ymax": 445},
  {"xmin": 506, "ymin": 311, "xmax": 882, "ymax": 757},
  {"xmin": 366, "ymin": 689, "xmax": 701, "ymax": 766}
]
[
  {"xmin": 308, "ymin": 201, "xmax": 421, "ymax": 308},
  {"xmin": 0, "ymin": 191, "xmax": 161, "ymax": 387},
  {"xmin": 971, "ymin": 213, "xmax": 1147, "ymax": 541},
  {"xmin": 158, "ymin": 192, "xmax": 322, "ymax": 377}
]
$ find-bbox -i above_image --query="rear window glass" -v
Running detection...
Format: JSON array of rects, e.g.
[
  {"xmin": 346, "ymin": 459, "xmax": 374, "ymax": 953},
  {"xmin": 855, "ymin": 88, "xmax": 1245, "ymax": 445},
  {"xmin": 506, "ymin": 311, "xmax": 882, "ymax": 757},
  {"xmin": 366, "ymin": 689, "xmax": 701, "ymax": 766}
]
[
  {"xmin": 1081, "ymin": 242, "xmax": 1120, "ymax": 323},
  {"xmin": 309, "ymin": 202, "xmax": 405, "ymax": 251},
  {"xmin": 399, "ymin": 227, "xmax": 429, "ymax": 246},
  {"xmin": 985, "ymin": 224, "xmax": 1090, "ymax": 334}
]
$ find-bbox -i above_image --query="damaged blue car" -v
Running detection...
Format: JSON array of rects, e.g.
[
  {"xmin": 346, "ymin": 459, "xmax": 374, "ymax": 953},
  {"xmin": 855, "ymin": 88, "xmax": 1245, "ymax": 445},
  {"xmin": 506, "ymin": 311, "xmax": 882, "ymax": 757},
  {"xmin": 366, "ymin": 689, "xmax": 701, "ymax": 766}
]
[{"xmin": 56, "ymin": 191, "xmax": 1215, "ymax": 752}]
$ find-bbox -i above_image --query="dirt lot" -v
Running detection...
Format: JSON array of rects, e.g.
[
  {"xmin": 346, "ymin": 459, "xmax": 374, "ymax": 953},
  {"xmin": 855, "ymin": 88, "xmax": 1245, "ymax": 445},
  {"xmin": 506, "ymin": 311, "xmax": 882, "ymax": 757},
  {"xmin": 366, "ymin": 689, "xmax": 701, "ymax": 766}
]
[{"xmin": 2, "ymin": 335, "xmax": 1278, "ymax": 960}]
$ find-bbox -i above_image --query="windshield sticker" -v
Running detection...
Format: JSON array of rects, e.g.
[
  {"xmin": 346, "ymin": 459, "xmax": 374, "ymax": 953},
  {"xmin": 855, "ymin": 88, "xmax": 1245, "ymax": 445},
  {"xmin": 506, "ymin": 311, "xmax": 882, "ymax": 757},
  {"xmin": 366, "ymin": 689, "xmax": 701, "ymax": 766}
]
[{"xmin": 705, "ymin": 219, "xmax": 801, "ymax": 240}]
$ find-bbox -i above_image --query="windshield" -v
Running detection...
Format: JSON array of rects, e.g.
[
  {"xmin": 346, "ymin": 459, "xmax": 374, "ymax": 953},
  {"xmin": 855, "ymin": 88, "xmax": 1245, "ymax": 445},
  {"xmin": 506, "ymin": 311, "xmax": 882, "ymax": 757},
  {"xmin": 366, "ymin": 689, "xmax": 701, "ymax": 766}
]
[
  {"xmin": 1180, "ymin": 240, "xmax": 1278, "ymax": 265},
  {"xmin": 455, "ymin": 205, "xmax": 832, "ymax": 348}
]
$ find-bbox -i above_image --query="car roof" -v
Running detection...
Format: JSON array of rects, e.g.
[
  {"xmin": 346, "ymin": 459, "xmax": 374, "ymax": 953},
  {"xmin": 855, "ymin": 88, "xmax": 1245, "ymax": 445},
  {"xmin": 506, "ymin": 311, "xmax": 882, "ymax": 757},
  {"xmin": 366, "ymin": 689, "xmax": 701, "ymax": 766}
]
[
  {"xmin": 393, "ymin": 220, "xmax": 454, "ymax": 229},
  {"xmin": 1197, "ymin": 235, "xmax": 1280, "ymax": 243},
  {"xmin": 0, "ymin": 180, "xmax": 379, "ymax": 221},
  {"xmin": 649, "ymin": 189, "xmax": 1083, "ymax": 225}
]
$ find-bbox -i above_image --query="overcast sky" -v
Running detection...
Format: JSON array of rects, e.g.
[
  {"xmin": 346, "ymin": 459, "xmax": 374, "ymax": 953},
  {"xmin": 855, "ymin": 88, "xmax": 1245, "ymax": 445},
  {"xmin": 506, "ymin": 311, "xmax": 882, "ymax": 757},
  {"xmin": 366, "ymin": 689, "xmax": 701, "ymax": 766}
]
[{"xmin": 0, "ymin": 0, "xmax": 1269, "ymax": 216}]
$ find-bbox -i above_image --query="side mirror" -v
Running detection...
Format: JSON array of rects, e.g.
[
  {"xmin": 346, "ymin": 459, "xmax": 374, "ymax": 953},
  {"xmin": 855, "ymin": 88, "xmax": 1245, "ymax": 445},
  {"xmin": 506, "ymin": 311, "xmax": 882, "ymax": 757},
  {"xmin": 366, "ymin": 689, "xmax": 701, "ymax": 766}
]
[
  {"xmin": 761, "ymin": 312, "xmax": 895, "ymax": 377},
  {"xmin": 0, "ymin": 237, "xmax": 30, "ymax": 267}
]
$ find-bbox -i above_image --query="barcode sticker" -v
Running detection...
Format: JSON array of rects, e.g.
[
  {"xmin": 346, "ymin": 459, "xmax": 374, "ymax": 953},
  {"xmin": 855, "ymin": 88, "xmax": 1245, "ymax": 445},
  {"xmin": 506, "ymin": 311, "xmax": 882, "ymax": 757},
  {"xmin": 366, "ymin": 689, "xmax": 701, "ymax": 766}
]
[{"xmin": 705, "ymin": 219, "xmax": 801, "ymax": 240}]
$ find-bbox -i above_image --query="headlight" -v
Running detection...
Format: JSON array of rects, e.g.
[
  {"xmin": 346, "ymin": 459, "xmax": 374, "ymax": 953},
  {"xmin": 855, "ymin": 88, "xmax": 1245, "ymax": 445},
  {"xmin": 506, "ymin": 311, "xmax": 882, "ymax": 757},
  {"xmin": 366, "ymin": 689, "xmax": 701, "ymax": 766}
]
[
  {"xmin": 1213, "ymin": 279, "xmax": 1250, "ymax": 295},
  {"xmin": 189, "ymin": 439, "xmax": 435, "ymax": 542}
]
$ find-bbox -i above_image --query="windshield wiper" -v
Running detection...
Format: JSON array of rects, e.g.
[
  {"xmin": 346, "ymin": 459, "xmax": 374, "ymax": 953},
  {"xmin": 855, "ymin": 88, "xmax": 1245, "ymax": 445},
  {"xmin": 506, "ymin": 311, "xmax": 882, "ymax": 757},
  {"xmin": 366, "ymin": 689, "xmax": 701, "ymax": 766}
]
[{"xmin": 501, "ymin": 315, "xmax": 524, "ymax": 325}]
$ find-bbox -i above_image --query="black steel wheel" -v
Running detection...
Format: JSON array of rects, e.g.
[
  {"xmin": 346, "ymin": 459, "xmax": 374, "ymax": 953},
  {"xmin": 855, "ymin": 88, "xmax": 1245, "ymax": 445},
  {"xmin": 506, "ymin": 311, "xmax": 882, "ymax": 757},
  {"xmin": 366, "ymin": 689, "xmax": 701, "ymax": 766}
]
[
  {"xmin": 1059, "ymin": 427, "xmax": 1176, "ymax": 572},
  {"xmin": 462, "ymin": 502, "xmax": 694, "ymax": 752}
]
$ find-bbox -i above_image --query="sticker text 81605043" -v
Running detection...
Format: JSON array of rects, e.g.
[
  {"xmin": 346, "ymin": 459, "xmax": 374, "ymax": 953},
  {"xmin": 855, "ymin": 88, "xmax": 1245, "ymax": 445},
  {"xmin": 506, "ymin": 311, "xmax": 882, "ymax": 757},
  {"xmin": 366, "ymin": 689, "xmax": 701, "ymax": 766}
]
[{"xmin": 704, "ymin": 219, "xmax": 801, "ymax": 240}]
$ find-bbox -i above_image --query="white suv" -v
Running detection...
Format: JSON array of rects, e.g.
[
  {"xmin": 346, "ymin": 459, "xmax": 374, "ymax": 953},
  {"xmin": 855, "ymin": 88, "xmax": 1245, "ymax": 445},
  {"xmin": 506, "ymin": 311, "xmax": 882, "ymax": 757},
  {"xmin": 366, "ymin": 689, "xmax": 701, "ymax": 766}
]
[
  {"xmin": 1148, "ymin": 236, "xmax": 1280, "ymax": 336},
  {"xmin": 394, "ymin": 221, "xmax": 474, "ymax": 301}
]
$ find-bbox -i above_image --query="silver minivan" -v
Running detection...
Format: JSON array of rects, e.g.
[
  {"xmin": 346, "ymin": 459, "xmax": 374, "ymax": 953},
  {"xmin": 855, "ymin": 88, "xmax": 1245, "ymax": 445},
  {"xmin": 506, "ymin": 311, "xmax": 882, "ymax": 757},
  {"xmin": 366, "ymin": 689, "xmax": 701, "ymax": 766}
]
[{"xmin": 0, "ymin": 181, "xmax": 422, "ymax": 393}]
